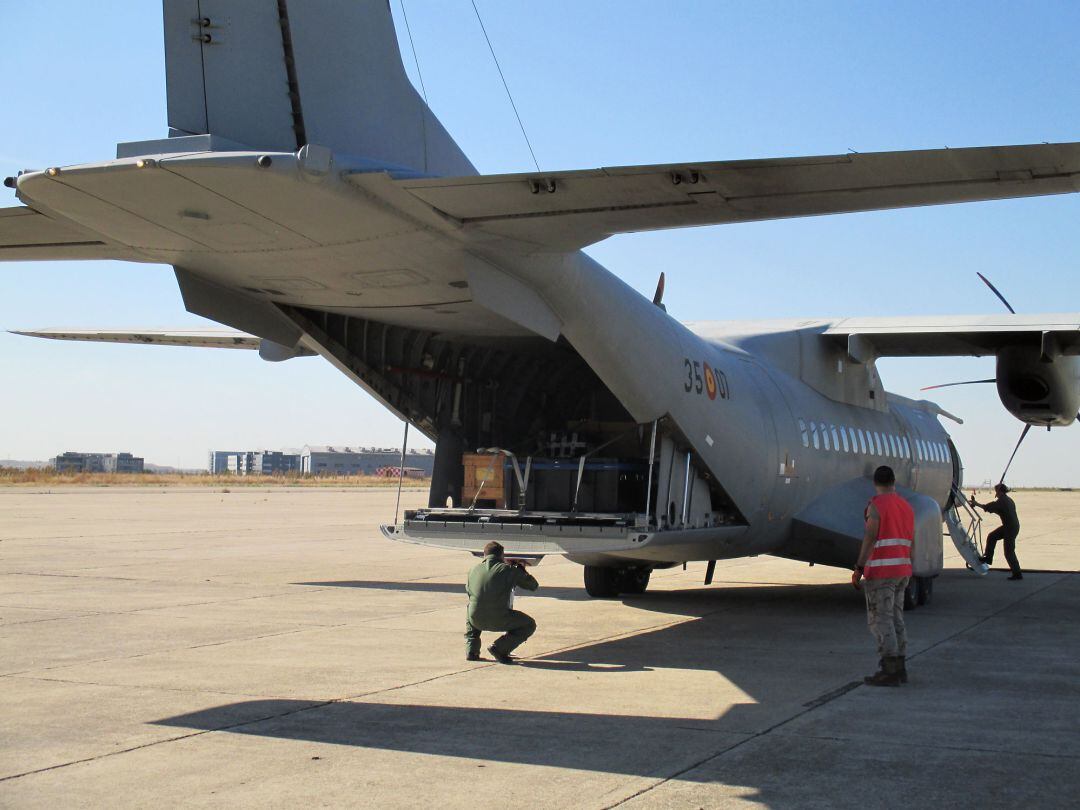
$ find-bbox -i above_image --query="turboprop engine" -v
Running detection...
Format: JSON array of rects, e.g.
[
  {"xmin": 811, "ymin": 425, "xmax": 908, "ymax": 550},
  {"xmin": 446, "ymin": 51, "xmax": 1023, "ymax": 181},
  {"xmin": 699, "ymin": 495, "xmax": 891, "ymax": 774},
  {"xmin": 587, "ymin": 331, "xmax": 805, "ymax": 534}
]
[{"xmin": 996, "ymin": 345, "xmax": 1080, "ymax": 426}]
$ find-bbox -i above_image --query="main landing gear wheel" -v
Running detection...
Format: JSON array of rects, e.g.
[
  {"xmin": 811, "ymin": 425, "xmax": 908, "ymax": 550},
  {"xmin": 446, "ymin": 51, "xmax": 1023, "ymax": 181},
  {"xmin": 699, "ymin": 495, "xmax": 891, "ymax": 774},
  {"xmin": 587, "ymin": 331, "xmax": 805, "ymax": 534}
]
[
  {"xmin": 620, "ymin": 568, "xmax": 651, "ymax": 595},
  {"xmin": 584, "ymin": 566, "xmax": 621, "ymax": 598},
  {"xmin": 584, "ymin": 566, "xmax": 653, "ymax": 597},
  {"xmin": 903, "ymin": 578, "xmax": 919, "ymax": 611},
  {"xmin": 916, "ymin": 576, "xmax": 933, "ymax": 606}
]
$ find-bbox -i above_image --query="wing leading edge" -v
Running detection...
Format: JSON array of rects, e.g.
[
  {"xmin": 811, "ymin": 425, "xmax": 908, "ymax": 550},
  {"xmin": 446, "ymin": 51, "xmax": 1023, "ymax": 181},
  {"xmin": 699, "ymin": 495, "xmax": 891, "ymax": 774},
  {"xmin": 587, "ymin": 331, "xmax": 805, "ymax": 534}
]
[{"xmin": 395, "ymin": 142, "xmax": 1080, "ymax": 250}]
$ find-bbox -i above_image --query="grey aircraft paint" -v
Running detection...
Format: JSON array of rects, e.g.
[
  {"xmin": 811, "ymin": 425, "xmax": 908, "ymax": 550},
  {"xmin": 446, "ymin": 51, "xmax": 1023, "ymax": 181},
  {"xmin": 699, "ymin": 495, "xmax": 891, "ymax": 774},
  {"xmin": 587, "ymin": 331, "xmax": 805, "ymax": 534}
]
[{"xmin": 3, "ymin": 1, "xmax": 1080, "ymax": 598}]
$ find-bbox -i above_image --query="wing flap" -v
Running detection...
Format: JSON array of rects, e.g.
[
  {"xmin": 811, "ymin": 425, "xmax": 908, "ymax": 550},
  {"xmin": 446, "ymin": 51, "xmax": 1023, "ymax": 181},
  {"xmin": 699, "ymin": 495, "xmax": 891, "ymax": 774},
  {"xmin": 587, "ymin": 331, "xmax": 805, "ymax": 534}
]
[
  {"xmin": 397, "ymin": 142, "xmax": 1080, "ymax": 249},
  {"xmin": 0, "ymin": 206, "xmax": 123, "ymax": 261},
  {"xmin": 823, "ymin": 313, "xmax": 1080, "ymax": 357}
]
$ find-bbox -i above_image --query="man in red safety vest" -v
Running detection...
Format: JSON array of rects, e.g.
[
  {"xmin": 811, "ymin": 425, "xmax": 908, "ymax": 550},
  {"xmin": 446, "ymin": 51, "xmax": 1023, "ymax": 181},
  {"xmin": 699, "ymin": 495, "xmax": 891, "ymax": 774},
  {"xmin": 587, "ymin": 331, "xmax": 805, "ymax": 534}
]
[{"xmin": 852, "ymin": 465, "xmax": 914, "ymax": 687}]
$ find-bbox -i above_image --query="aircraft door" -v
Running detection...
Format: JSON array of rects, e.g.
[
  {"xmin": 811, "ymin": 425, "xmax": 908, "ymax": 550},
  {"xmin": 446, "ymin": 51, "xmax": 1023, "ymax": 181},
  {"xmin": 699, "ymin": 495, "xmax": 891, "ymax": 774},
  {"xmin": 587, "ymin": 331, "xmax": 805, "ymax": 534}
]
[
  {"xmin": 738, "ymin": 360, "xmax": 798, "ymax": 521},
  {"xmin": 654, "ymin": 436, "xmax": 714, "ymax": 529},
  {"xmin": 655, "ymin": 436, "xmax": 687, "ymax": 528},
  {"xmin": 894, "ymin": 410, "xmax": 922, "ymax": 491}
]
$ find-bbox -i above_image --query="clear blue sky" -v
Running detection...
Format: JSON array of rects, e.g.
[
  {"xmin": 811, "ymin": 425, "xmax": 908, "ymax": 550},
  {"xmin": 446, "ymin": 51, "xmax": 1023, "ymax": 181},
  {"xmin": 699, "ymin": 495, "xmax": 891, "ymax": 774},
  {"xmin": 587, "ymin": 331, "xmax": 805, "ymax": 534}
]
[{"xmin": 2, "ymin": 1, "xmax": 1079, "ymax": 483}]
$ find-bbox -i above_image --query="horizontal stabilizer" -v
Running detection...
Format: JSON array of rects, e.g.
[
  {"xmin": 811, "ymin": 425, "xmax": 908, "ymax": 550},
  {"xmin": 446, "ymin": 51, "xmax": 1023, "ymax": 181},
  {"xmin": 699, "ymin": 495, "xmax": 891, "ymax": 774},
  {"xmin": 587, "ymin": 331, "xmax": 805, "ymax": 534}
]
[
  {"xmin": 398, "ymin": 142, "xmax": 1080, "ymax": 250},
  {"xmin": 0, "ymin": 206, "xmax": 130, "ymax": 261},
  {"xmin": 9, "ymin": 328, "xmax": 316, "ymax": 358},
  {"xmin": 11, "ymin": 328, "xmax": 260, "ymax": 349}
]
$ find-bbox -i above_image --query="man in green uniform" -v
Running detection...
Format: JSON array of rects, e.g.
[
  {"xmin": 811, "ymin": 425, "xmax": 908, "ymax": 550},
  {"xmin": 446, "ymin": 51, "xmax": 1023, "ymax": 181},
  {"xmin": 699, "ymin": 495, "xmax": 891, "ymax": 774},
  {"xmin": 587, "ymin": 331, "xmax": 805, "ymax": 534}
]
[
  {"xmin": 971, "ymin": 483, "xmax": 1023, "ymax": 580},
  {"xmin": 465, "ymin": 541, "xmax": 539, "ymax": 664}
]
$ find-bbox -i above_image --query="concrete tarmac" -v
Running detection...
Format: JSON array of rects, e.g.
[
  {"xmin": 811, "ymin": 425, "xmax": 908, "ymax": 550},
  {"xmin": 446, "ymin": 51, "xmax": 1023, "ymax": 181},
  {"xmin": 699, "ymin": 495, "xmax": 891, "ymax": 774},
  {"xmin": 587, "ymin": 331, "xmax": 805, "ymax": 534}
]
[{"xmin": 1, "ymin": 487, "xmax": 1078, "ymax": 808}]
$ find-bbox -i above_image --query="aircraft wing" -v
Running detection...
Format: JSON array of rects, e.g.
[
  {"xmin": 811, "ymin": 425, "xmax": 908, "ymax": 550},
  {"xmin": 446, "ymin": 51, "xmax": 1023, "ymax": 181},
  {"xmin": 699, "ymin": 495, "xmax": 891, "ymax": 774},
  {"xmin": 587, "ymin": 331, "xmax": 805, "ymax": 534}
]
[
  {"xmin": 9, "ymin": 328, "xmax": 264, "ymax": 349},
  {"xmin": 0, "ymin": 205, "xmax": 132, "ymax": 261},
  {"xmin": 396, "ymin": 142, "xmax": 1080, "ymax": 250},
  {"xmin": 822, "ymin": 313, "xmax": 1080, "ymax": 358}
]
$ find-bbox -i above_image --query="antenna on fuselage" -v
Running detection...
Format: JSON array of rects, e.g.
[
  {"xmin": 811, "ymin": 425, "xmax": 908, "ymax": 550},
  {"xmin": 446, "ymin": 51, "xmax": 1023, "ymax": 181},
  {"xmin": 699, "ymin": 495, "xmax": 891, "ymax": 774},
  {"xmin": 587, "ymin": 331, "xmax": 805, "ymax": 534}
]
[{"xmin": 652, "ymin": 272, "xmax": 666, "ymax": 312}]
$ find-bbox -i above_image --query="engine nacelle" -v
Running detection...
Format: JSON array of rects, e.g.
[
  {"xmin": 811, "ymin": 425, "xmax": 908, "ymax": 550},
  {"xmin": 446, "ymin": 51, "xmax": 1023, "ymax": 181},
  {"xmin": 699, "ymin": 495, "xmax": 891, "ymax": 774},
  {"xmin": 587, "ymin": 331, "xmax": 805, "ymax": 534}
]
[{"xmin": 996, "ymin": 346, "xmax": 1080, "ymax": 426}]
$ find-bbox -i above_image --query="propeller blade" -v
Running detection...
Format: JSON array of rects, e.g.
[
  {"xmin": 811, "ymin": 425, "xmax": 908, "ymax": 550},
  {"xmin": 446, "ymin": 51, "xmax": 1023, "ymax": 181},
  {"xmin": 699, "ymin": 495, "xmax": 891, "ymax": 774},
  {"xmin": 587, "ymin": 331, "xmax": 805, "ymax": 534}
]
[
  {"xmin": 976, "ymin": 272, "xmax": 1016, "ymax": 314},
  {"xmin": 920, "ymin": 378, "xmax": 996, "ymax": 392},
  {"xmin": 999, "ymin": 423, "xmax": 1031, "ymax": 484},
  {"xmin": 652, "ymin": 272, "xmax": 666, "ymax": 306}
]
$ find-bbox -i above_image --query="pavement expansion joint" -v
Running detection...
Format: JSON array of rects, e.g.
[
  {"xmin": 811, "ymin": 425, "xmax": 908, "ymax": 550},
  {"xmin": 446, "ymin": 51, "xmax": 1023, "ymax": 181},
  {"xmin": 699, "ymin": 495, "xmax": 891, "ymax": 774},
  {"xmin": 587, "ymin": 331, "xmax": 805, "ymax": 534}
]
[
  {"xmin": 3, "ymin": 661, "xmax": 500, "ymax": 784},
  {"xmin": 605, "ymin": 572, "xmax": 1078, "ymax": 808},
  {"xmin": 602, "ymin": 687, "xmax": 855, "ymax": 809},
  {"xmin": 0, "ymin": 612, "xmax": 104, "ymax": 627},
  {"xmin": 908, "ymin": 573, "xmax": 1069, "ymax": 664},
  {"xmin": 5, "ymin": 674, "xmax": 282, "ymax": 701},
  {"xmin": 801, "ymin": 680, "xmax": 862, "ymax": 709},
  {"xmin": 0, "ymin": 731, "xmax": 212, "ymax": 784},
  {"xmin": 4, "ymin": 624, "xmax": 337, "ymax": 678},
  {"xmin": 773, "ymin": 730, "xmax": 1080, "ymax": 762}
]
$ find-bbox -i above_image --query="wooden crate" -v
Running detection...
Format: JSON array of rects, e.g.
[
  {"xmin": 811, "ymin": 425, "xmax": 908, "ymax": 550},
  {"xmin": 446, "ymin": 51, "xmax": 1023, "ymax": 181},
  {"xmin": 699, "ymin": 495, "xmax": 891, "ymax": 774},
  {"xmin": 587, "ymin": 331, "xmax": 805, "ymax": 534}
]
[{"xmin": 462, "ymin": 453, "xmax": 506, "ymax": 508}]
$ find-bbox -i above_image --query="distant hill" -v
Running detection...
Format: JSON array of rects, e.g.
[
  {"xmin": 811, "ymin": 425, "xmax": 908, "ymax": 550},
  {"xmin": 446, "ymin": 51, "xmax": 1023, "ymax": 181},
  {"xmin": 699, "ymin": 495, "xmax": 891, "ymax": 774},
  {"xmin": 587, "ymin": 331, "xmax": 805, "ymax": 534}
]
[
  {"xmin": 0, "ymin": 459, "xmax": 48, "ymax": 469},
  {"xmin": 144, "ymin": 463, "xmax": 205, "ymax": 474}
]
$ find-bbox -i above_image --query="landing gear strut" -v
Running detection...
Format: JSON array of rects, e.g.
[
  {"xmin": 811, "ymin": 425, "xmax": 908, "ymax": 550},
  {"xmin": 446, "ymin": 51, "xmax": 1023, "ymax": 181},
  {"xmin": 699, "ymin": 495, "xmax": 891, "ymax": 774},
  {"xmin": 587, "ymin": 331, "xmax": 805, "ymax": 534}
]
[{"xmin": 584, "ymin": 566, "xmax": 652, "ymax": 598}]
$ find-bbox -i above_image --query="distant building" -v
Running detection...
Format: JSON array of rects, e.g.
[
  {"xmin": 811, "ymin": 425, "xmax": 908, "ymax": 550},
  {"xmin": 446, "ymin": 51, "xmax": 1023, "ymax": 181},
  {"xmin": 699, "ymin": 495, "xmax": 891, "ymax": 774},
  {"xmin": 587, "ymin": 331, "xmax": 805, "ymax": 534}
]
[
  {"xmin": 226, "ymin": 452, "xmax": 252, "ymax": 475},
  {"xmin": 102, "ymin": 453, "xmax": 144, "ymax": 474},
  {"xmin": 208, "ymin": 450, "xmax": 241, "ymax": 475},
  {"xmin": 51, "ymin": 452, "xmax": 144, "ymax": 474},
  {"xmin": 300, "ymin": 445, "xmax": 434, "ymax": 476},
  {"xmin": 249, "ymin": 451, "xmax": 301, "ymax": 475},
  {"xmin": 207, "ymin": 446, "xmax": 434, "ymax": 476}
]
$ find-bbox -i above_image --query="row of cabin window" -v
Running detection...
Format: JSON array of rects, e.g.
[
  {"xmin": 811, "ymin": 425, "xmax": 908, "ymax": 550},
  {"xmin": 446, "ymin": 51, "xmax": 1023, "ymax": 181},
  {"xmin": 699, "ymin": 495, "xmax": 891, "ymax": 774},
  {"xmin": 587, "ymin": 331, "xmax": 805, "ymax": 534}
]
[{"xmin": 797, "ymin": 418, "xmax": 950, "ymax": 465}]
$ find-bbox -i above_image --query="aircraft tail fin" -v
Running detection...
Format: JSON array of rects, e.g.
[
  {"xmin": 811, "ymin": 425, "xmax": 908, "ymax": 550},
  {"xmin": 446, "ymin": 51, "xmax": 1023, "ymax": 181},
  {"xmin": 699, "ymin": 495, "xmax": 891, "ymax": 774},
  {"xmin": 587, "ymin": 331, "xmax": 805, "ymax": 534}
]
[{"xmin": 162, "ymin": 0, "xmax": 475, "ymax": 176}]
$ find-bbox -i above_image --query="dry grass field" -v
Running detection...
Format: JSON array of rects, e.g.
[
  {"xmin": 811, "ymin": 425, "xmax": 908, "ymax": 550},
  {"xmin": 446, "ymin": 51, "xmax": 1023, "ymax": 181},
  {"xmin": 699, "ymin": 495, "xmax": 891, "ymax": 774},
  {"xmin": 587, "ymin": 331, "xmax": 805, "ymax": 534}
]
[{"xmin": 0, "ymin": 467, "xmax": 421, "ymax": 488}]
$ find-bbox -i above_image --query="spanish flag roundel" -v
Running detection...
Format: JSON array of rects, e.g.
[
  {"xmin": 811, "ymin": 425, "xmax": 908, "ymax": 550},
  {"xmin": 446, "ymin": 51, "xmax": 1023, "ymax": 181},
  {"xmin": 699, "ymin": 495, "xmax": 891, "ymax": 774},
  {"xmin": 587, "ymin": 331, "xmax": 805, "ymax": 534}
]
[{"xmin": 704, "ymin": 362, "xmax": 717, "ymax": 400}]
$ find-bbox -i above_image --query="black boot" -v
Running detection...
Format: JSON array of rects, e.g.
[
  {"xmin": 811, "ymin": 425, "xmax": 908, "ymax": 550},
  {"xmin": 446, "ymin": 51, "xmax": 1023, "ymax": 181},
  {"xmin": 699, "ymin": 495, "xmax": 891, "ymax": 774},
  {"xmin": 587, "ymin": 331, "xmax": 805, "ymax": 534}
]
[
  {"xmin": 878, "ymin": 657, "xmax": 908, "ymax": 684},
  {"xmin": 487, "ymin": 644, "xmax": 516, "ymax": 665},
  {"xmin": 865, "ymin": 656, "xmax": 902, "ymax": 687}
]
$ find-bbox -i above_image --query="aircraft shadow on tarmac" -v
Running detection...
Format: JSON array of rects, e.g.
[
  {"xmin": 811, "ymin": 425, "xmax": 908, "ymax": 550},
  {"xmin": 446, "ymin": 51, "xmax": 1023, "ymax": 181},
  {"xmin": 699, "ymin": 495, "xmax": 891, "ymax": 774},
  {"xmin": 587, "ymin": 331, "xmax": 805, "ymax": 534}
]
[{"xmin": 154, "ymin": 581, "xmax": 887, "ymax": 798}]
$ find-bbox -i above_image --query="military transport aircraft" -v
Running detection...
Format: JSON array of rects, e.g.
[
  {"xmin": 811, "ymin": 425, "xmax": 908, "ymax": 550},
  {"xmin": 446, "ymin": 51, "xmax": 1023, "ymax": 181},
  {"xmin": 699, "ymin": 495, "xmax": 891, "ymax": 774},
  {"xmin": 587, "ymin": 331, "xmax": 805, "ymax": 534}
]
[{"xmin": 4, "ymin": 2, "xmax": 1079, "ymax": 605}]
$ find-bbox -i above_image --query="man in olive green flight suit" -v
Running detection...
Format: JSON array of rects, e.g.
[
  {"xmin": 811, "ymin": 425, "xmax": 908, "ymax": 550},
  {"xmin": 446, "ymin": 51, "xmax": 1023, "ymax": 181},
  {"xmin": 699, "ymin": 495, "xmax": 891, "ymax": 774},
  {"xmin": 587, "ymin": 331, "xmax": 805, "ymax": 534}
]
[
  {"xmin": 971, "ymin": 483, "xmax": 1023, "ymax": 580},
  {"xmin": 465, "ymin": 541, "xmax": 539, "ymax": 664}
]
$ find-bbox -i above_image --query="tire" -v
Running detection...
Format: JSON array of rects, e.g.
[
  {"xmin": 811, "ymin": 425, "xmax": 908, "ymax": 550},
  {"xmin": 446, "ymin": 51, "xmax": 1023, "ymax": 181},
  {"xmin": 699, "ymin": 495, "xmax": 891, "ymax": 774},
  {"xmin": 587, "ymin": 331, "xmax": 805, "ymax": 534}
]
[
  {"xmin": 620, "ymin": 568, "xmax": 651, "ymax": 595},
  {"xmin": 903, "ymin": 578, "xmax": 919, "ymax": 611},
  {"xmin": 584, "ymin": 565, "xmax": 621, "ymax": 598},
  {"xmin": 916, "ymin": 576, "xmax": 933, "ymax": 606}
]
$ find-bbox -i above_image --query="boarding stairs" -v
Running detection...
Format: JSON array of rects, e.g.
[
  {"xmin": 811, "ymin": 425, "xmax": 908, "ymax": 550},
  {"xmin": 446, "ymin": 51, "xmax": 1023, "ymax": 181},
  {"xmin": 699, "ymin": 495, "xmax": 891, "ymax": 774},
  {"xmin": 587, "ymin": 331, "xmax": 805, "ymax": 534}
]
[{"xmin": 944, "ymin": 484, "xmax": 990, "ymax": 575}]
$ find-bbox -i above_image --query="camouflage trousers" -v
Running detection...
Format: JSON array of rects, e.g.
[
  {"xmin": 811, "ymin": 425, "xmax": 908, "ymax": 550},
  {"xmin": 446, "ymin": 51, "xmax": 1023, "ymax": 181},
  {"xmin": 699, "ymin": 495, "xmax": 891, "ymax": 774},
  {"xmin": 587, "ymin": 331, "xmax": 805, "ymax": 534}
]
[{"xmin": 864, "ymin": 576, "xmax": 908, "ymax": 658}]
